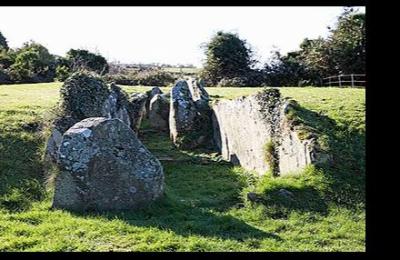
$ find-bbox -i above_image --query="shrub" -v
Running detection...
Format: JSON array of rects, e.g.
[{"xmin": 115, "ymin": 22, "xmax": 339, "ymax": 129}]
[
  {"xmin": 55, "ymin": 65, "xmax": 70, "ymax": 82},
  {"xmin": 0, "ymin": 67, "xmax": 12, "ymax": 84},
  {"xmin": 201, "ymin": 31, "xmax": 255, "ymax": 85},
  {"xmin": 66, "ymin": 49, "xmax": 109, "ymax": 75},
  {"xmin": 105, "ymin": 69, "xmax": 176, "ymax": 87},
  {"xmin": 9, "ymin": 41, "xmax": 56, "ymax": 83},
  {"xmin": 217, "ymin": 77, "xmax": 248, "ymax": 87},
  {"xmin": 60, "ymin": 72, "xmax": 110, "ymax": 118}
]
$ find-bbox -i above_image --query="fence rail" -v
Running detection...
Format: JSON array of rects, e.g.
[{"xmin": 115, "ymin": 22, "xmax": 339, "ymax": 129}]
[{"xmin": 322, "ymin": 74, "xmax": 366, "ymax": 87}]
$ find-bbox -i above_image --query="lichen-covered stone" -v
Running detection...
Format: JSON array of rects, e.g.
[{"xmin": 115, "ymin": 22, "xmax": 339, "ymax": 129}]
[
  {"xmin": 169, "ymin": 79, "xmax": 212, "ymax": 149},
  {"xmin": 148, "ymin": 94, "xmax": 170, "ymax": 131},
  {"xmin": 44, "ymin": 74, "xmax": 133, "ymax": 163},
  {"xmin": 128, "ymin": 93, "xmax": 148, "ymax": 133},
  {"xmin": 212, "ymin": 88, "xmax": 330, "ymax": 176},
  {"xmin": 52, "ymin": 117, "xmax": 165, "ymax": 211}
]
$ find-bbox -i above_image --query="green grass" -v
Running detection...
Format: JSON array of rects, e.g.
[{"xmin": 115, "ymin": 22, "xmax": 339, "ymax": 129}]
[{"xmin": 0, "ymin": 83, "xmax": 365, "ymax": 251}]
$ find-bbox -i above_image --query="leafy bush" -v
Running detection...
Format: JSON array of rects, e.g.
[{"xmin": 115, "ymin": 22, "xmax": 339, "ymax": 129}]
[
  {"xmin": 66, "ymin": 49, "xmax": 109, "ymax": 75},
  {"xmin": 217, "ymin": 77, "xmax": 248, "ymax": 87},
  {"xmin": 105, "ymin": 69, "xmax": 176, "ymax": 86},
  {"xmin": 8, "ymin": 41, "xmax": 56, "ymax": 83},
  {"xmin": 55, "ymin": 65, "xmax": 70, "ymax": 82},
  {"xmin": 0, "ymin": 67, "xmax": 12, "ymax": 84},
  {"xmin": 0, "ymin": 30, "xmax": 8, "ymax": 50},
  {"xmin": 201, "ymin": 31, "xmax": 255, "ymax": 85},
  {"xmin": 60, "ymin": 72, "xmax": 110, "ymax": 118}
]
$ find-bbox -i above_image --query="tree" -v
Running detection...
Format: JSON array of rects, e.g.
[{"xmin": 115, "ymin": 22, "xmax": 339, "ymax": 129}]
[
  {"xmin": 328, "ymin": 8, "xmax": 366, "ymax": 74},
  {"xmin": 0, "ymin": 31, "xmax": 8, "ymax": 50},
  {"xmin": 201, "ymin": 31, "xmax": 255, "ymax": 85},
  {"xmin": 9, "ymin": 41, "xmax": 56, "ymax": 82},
  {"xmin": 264, "ymin": 50, "xmax": 310, "ymax": 86},
  {"xmin": 66, "ymin": 49, "xmax": 109, "ymax": 75}
]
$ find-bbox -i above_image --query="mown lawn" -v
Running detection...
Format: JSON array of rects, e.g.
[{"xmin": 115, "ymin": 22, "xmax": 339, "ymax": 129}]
[{"xmin": 0, "ymin": 83, "xmax": 365, "ymax": 251}]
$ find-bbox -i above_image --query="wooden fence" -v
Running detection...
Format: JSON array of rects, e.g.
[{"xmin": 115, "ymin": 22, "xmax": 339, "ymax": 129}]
[{"xmin": 322, "ymin": 74, "xmax": 366, "ymax": 87}]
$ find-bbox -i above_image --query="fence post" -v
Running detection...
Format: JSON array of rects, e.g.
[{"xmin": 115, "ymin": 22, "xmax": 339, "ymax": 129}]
[
  {"xmin": 338, "ymin": 75, "xmax": 342, "ymax": 87},
  {"xmin": 329, "ymin": 77, "xmax": 331, "ymax": 87},
  {"xmin": 351, "ymin": 74, "xmax": 354, "ymax": 88}
]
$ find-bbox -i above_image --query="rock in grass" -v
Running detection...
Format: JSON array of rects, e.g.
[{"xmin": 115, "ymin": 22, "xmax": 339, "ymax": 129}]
[
  {"xmin": 148, "ymin": 94, "xmax": 170, "ymax": 131},
  {"xmin": 52, "ymin": 117, "xmax": 164, "ymax": 211}
]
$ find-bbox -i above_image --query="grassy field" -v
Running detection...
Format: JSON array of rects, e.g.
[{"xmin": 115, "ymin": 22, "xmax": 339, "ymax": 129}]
[{"xmin": 0, "ymin": 83, "xmax": 365, "ymax": 251}]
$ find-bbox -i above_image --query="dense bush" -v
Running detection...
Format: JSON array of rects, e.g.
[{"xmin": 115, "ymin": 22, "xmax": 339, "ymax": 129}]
[
  {"xmin": 55, "ymin": 65, "xmax": 70, "ymax": 82},
  {"xmin": 105, "ymin": 69, "xmax": 176, "ymax": 86},
  {"xmin": 263, "ymin": 8, "xmax": 365, "ymax": 86},
  {"xmin": 66, "ymin": 49, "xmax": 109, "ymax": 75},
  {"xmin": 0, "ymin": 31, "xmax": 8, "ymax": 50},
  {"xmin": 8, "ymin": 41, "xmax": 56, "ymax": 83},
  {"xmin": 201, "ymin": 31, "xmax": 255, "ymax": 86},
  {"xmin": 0, "ymin": 67, "xmax": 12, "ymax": 84},
  {"xmin": 60, "ymin": 72, "xmax": 110, "ymax": 118}
]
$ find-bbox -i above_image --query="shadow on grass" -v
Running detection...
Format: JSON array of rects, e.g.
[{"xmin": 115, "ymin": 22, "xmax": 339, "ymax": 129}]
[
  {"xmin": 70, "ymin": 192, "xmax": 282, "ymax": 242},
  {"xmin": 0, "ymin": 133, "xmax": 47, "ymax": 212},
  {"xmin": 287, "ymin": 103, "xmax": 365, "ymax": 209}
]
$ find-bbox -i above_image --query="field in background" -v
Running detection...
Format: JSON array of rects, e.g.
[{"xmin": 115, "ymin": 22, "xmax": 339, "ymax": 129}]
[{"xmin": 0, "ymin": 83, "xmax": 365, "ymax": 251}]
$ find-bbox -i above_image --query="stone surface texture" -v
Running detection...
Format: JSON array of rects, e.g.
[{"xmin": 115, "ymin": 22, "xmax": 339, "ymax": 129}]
[
  {"xmin": 169, "ymin": 79, "xmax": 212, "ymax": 149},
  {"xmin": 212, "ymin": 88, "xmax": 329, "ymax": 176},
  {"xmin": 148, "ymin": 94, "xmax": 170, "ymax": 131},
  {"xmin": 52, "ymin": 117, "xmax": 165, "ymax": 211}
]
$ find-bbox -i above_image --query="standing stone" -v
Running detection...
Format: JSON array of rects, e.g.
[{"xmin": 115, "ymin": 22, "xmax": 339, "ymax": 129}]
[
  {"xmin": 45, "ymin": 73, "xmax": 132, "ymax": 163},
  {"xmin": 212, "ymin": 88, "xmax": 331, "ymax": 176},
  {"xmin": 145, "ymin": 87, "xmax": 163, "ymax": 115},
  {"xmin": 128, "ymin": 93, "xmax": 148, "ymax": 134},
  {"xmin": 148, "ymin": 94, "xmax": 170, "ymax": 131},
  {"xmin": 52, "ymin": 117, "xmax": 165, "ymax": 211},
  {"xmin": 169, "ymin": 79, "xmax": 212, "ymax": 149},
  {"xmin": 188, "ymin": 78, "xmax": 209, "ymax": 109}
]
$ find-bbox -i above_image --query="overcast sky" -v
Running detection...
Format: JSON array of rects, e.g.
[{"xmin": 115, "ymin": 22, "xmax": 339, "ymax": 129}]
[{"xmin": 0, "ymin": 6, "xmax": 365, "ymax": 67}]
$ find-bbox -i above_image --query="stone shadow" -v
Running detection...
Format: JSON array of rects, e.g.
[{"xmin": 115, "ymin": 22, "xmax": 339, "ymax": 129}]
[{"xmin": 287, "ymin": 103, "xmax": 366, "ymax": 209}]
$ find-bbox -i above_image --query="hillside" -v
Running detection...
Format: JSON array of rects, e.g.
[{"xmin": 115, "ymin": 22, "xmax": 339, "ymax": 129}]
[{"xmin": 0, "ymin": 83, "xmax": 365, "ymax": 251}]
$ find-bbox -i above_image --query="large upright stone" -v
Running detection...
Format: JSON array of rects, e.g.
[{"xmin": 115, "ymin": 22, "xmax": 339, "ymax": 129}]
[
  {"xmin": 52, "ymin": 117, "xmax": 165, "ymax": 211},
  {"xmin": 148, "ymin": 94, "xmax": 170, "ymax": 131},
  {"xmin": 45, "ymin": 73, "xmax": 132, "ymax": 163},
  {"xmin": 212, "ymin": 88, "xmax": 330, "ymax": 176},
  {"xmin": 169, "ymin": 79, "xmax": 212, "ymax": 149}
]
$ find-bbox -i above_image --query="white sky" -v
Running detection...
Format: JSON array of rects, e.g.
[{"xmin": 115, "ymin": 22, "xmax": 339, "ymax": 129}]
[{"xmin": 0, "ymin": 6, "xmax": 365, "ymax": 67}]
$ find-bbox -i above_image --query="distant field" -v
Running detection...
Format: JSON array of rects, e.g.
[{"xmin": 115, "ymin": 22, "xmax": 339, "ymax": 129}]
[
  {"xmin": 162, "ymin": 67, "xmax": 200, "ymax": 74},
  {"xmin": 0, "ymin": 83, "xmax": 365, "ymax": 251}
]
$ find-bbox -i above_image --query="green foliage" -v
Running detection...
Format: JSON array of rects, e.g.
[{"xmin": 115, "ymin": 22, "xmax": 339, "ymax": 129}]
[
  {"xmin": 59, "ymin": 72, "xmax": 110, "ymax": 119},
  {"xmin": 8, "ymin": 41, "xmax": 56, "ymax": 83},
  {"xmin": 264, "ymin": 8, "xmax": 365, "ymax": 86},
  {"xmin": 0, "ymin": 30, "xmax": 8, "ymax": 50},
  {"xmin": 201, "ymin": 31, "xmax": 255, "ymax": 86},
  {"xmin": 263, "ymin": 141, "xmax": 278, "ymax": 175},
  {"xmin": 0, "ymin": 48, "xmax": 15, "ymax": 69},
  {"xmin": 328, "ymin": 8, "xmax": 365, "ymax": 74},
  {"xmin": 55, "ymin": 65, "xmax": 70, "ymax": 82},
  {"xmin": 66, "ymin": 49, "xmax": 109, "ymax": 75}
]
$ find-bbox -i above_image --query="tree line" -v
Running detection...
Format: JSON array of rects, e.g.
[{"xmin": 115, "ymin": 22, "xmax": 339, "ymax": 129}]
[
  {"xmin": 201, "ymin": 7, "xmax": 365, "ymax": 87},
  {"xmin": 0, "ymin": 8, "xmax": 365, "ymax": 87}
]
